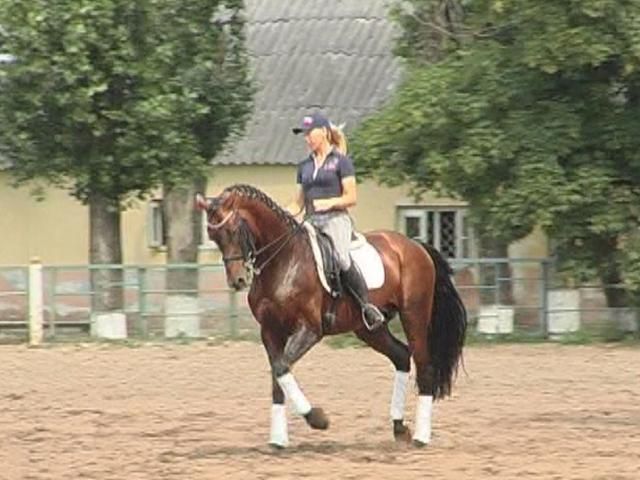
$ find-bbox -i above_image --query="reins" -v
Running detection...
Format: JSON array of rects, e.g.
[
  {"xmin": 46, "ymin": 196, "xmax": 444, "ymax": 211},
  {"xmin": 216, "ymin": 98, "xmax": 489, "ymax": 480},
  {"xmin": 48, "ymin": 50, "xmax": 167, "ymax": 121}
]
[
  {"xmin": 207, "ymin": 205, "xmax": 307, "ymax": 276},
  {"xmin": 251, "ymin": 220, "xmax": 306, "ymax": 275}
]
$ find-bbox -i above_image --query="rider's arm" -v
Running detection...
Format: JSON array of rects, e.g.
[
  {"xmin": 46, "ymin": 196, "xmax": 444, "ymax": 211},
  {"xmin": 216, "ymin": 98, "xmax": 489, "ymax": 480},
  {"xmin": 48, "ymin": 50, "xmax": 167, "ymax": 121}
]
[
  {"xmin": 313, "ymin": 176, "xmax": 356, "ymax": 212},
  {"xmin": 286, "ymin": 185, "xmax": 305, "ymax": 220}
]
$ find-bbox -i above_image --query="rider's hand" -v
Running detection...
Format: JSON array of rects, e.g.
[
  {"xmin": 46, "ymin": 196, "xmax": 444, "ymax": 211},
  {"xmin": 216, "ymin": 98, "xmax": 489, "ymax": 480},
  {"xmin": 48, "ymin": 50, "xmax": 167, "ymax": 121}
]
[{"xmin": 313, "ymin": 198, "xmax": 334, "ymax": 212}]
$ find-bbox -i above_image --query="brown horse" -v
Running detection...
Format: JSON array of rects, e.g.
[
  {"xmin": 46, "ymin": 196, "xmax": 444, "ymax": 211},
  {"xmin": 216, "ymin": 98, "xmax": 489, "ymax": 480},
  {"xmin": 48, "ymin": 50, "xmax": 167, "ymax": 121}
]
[{"xmin": 196, "ymin": 184, "xmax": 467, "ymax": 449}]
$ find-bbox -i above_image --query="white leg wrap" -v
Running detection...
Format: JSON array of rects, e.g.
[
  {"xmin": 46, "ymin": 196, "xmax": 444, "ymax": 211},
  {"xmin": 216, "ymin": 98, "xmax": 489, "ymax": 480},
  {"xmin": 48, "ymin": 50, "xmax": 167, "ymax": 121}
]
[
  {"xmin": 413, "ymin": 395, "xmax": 433, "ymax": 444},
  {"xmin": 390, "ymin": 370, "xmax": 410, "ymax": 421},
  {"xmin": 269, "ymin": 404, "xmax": 289, "ymax": 447},
  {"xmin": 277, "ymin": 372, "xmax": 312, "ymax": 416}
]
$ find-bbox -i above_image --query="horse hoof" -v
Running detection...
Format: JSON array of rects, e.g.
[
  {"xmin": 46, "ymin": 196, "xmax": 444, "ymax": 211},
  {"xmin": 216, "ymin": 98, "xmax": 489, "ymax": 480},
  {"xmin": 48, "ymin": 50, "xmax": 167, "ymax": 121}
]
[
  {"xmin": 412, "ymin": 439, "xmax": 429, "ymax": 448},
  {"xmin": 393, "ymin": 424, "xmax": 412, "ymax": 443},
  {"xmin": 304, "ymin": 407, "xmax": 329, "ymax": 430},
  {"xmin": 268, "ymin": 442, "xmax": 287, "ymax": 451}
]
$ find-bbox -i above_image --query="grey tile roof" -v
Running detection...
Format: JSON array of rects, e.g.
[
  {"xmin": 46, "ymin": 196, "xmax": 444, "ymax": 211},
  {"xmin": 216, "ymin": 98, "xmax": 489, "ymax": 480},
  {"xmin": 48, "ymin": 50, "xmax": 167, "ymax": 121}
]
[{"xmin": 216, "ymin": 0, "xmax": 403, "ymax": 166}]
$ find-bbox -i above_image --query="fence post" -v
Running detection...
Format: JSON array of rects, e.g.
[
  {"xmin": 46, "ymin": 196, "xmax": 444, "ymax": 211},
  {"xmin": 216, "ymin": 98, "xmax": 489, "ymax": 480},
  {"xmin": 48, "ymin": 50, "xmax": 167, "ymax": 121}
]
[
  {"xmin": 540, "ymin": 259, "xmax": 550, "ymax": 339},
  {"xmin": 229, "ymin": 290, "xmax": 238, "ymax": 338},
  {"xmin": 28, "ymin": 257, "xmax": 44, "ymax": 346},
  {"xmin": 138, "ymin": 266, "xmax": 147, "ymax": 338},
  {"xmin": 48, "ymin": 267, "xmax": 57, "ymax": 338}
]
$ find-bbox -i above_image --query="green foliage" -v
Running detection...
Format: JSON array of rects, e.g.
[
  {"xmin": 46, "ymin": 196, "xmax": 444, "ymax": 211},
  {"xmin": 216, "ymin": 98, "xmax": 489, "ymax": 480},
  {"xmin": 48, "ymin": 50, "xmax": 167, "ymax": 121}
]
[
  {"xmin": 0, "ymin": 0, "xmax": 252, "ymax": 204},
  {"xmin": 352, "ymin": 0, "xmax": 640, "ymax": 295},
  {"xmin": 622, "ymin": 234, "xmax": 640, "ymax": 301}
]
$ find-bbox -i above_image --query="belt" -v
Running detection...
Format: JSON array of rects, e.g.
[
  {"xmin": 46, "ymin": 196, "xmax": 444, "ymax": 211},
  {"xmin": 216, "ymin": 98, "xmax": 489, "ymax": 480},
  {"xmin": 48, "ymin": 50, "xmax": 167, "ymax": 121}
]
[{"xmin": 309, "ymin": 209, "xmax": 348, "ymax": 218}]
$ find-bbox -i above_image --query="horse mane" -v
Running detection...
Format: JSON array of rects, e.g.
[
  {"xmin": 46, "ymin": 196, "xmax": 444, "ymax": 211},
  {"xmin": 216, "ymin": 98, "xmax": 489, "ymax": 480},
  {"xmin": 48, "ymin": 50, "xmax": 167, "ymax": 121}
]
[{"xmin": 223, "ymin": 184, "xmax": 299, "ymax": 229}]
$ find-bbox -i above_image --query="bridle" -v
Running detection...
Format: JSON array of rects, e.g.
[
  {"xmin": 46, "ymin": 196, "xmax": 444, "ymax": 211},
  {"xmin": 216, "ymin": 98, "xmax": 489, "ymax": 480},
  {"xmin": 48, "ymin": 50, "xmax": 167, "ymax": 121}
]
[{"xmin": 207, "ymin": 208, "xmax": 305, "ymax": 277}]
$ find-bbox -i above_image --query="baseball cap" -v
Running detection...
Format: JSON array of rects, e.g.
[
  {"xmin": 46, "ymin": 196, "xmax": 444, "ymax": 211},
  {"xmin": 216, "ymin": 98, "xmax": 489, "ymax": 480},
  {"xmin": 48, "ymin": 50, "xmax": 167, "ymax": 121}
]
[{"xmin": 292, "ymin": 112, "xmax": 331, "ymax": 134}]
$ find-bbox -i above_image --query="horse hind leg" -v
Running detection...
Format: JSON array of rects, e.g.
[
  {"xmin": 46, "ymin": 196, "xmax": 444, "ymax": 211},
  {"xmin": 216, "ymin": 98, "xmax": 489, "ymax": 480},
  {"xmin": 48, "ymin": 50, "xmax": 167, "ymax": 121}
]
[
  {"xmin": 400, "ymin": 306, "xmax": 435, "ymax": 447},
  {"xmin": 355, "ymin": 325, "xmax": 412, "ymax": 443},
  {"xmin": 405, "ymin": 245, "xmax": 468, "ymax": 447}
]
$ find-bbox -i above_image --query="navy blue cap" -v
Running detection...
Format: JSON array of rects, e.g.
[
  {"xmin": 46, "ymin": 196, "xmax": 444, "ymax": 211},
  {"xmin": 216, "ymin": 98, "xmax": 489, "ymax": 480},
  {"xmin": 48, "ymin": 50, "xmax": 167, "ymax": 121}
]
[{"xmin": 292, "ymin": 112, "xmax": 331, "ymax": 134}]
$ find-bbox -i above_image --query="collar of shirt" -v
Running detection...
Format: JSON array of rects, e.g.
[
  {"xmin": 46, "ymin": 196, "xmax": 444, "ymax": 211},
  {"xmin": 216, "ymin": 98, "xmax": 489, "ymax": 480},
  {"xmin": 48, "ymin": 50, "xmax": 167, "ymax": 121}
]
[{"xmin": 309, "ymin": 147, "xmax": 338, "ymax": 165}]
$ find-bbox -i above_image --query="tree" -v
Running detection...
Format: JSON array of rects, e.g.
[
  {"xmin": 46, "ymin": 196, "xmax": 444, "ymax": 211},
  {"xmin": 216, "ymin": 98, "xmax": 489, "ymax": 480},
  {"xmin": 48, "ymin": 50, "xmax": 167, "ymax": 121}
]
[
  {"xmin": 150, "ymin": 2, "xmax": 252, "ymax": 303},
  {"xmin": 351, "ymin": 0, "xmax": 640, "ymax": 310},
  {"xmin": 0, "ymin": 0, "xmax": 252, "ymax": 311}
]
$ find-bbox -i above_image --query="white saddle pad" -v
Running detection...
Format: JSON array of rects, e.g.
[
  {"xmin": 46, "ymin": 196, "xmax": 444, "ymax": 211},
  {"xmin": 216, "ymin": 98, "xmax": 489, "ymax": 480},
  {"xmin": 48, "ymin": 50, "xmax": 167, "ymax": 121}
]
[{"xmin": 303, "ymin": 223, "xmax": 385, "ymax": 293}]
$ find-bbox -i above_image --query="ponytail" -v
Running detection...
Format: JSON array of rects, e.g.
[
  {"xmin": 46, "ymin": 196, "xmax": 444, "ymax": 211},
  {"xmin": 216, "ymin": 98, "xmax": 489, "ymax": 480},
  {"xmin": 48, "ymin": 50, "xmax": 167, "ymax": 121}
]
[{"xmin": 327, "ymin": 122, "xmax": 348, "ymax": 155}]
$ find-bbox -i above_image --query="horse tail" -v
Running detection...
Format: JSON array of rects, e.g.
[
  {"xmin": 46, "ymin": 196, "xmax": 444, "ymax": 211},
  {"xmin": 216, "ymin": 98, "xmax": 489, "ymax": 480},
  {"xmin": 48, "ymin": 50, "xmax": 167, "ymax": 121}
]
[{"xmin": 423, "ymin": 243, "xmax": 468, "ymax": 399}]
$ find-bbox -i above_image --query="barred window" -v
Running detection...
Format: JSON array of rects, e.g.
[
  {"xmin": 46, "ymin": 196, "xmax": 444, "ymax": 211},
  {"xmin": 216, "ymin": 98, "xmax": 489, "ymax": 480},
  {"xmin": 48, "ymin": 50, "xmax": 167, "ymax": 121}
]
[{"xmin": 398, "ymin": 207, "xmax": 473, "ymax": 259}]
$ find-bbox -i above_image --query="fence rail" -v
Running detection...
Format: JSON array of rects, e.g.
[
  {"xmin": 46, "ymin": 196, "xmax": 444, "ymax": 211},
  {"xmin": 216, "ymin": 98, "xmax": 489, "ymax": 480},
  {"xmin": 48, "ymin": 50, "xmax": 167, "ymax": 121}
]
[{"xmin": 0, "ymin": 258, "xmax": 637, "ymax": 344}]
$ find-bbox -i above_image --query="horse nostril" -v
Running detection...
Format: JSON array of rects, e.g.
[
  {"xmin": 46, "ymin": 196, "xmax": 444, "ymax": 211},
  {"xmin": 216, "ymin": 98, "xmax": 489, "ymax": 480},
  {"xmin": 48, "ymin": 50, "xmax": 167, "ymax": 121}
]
[{"xmin": 234, "ymin": 278, "xmax": 247, "ymax": 290}]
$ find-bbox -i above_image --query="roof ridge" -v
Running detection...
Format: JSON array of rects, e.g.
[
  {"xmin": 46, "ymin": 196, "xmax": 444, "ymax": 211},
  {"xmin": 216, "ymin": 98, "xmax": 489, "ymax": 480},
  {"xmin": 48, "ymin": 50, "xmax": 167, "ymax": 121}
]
[
  {"xmin": 251, "ymin": 51, "xmax": 394, "ymax": 58},
  {"xmin": 249, "ymin": 15, "xmax": 388, "ymax": 25}
]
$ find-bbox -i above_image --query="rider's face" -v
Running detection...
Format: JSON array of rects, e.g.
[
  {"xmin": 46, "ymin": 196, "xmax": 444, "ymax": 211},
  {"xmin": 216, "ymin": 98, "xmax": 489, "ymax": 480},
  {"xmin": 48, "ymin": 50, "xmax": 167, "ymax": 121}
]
[{"xmin": 304, "ymin": 127, "xmax": 328, "ymax": 153}]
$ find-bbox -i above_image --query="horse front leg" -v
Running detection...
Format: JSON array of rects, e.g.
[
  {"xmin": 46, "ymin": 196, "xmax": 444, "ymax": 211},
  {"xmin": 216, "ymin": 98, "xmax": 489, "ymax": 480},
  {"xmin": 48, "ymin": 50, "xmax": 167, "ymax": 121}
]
[
  {"xmin": 262, "ymin": 323, "xmax": 327, "ymax": 448},
  {"xmin": 273, "ymin": 323, "xmax": 329, "ymax": 431},
  {"xmin": 261, "ymin": 327, "xmax": 289, "ymax": 448}
]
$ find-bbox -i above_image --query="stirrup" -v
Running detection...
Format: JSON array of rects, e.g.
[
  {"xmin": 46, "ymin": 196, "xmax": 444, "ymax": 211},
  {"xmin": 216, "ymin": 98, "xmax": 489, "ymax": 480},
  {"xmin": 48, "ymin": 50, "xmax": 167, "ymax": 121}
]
[{"xmin": 362, "ymin": 304, "xmax": 385, "ymax": 331}]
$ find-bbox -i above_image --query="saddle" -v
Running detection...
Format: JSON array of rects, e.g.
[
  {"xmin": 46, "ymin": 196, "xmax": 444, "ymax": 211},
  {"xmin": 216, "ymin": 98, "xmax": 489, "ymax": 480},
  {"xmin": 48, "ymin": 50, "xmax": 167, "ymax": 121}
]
[
  {"xmin": 314, "ymin": 229, "xmax": 344, "ymax": 298},
  {"xmin": 302, "ymin": 223, "xmax": 385, "ymax": 297}
]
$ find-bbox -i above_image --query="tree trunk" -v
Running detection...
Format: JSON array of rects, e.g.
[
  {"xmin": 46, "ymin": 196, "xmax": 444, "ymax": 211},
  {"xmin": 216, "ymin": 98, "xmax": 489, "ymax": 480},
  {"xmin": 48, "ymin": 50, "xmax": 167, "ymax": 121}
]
[
  {"xmin": 162, "ymin": 177, "xmax": 206, "ymax": 338},
  {"xmin": 596, "ymin": 238, "xmax": 634, "ymax": 335},
  {"xmin": 596, "ymin": 237, "xmax": 628, "ymax": 309},
  {"xmin": 599, "ymin": 262, "xmax": 627, "ymax": 309},
  {"xmin": 164, "ymin": 176, "xmax": 206, "ymax": 289},
  {"xmin": 89, "ymin": 194, "xmax": 123, "ymax": 312}
]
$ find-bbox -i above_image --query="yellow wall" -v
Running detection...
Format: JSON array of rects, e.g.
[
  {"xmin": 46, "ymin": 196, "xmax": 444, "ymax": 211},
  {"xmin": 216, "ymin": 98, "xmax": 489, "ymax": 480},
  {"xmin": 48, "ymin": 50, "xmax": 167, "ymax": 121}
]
[
  {"xmin": 206, "ymin": 165, "xmax": 466, "ymax": 232},
  {"xmin": 0, "ymin": 173, "xmax": 88, "ymax": 265},
  {"xmin": 0, "ymin": 171, "xmax": 167, "ymax": 265},
  {"xmin": 0, "ymin": 165, "xmax": 546, "ymax": 266}
]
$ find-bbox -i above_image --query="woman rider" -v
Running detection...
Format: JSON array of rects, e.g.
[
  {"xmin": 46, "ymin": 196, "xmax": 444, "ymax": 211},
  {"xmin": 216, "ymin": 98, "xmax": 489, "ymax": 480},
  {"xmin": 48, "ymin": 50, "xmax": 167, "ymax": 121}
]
[{"xmin": 291, "ymin": 112, "xmax": 385, "ymax": 330}]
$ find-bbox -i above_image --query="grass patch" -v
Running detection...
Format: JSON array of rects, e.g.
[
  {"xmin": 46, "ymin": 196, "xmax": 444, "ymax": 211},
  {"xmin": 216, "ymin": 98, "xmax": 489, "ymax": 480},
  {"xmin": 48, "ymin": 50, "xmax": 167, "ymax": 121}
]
[{"xmin": 323, "ymin": 333, "xmax": 365, "ymax": 349}]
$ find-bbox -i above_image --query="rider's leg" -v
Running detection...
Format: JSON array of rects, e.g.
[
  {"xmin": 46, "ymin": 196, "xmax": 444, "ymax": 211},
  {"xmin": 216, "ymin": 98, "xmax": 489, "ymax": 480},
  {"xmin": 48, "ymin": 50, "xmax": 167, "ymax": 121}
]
[
  {"xmin": 316, "ymin": 213, "xmax": 385, "ymax": 330},
  {"xmin": 312, "ymin": 213, "xmax": 351, "ymax": 328},
  {"xmin": 341, "ymin": 262, "xmax": 385, "ymax": 330}
]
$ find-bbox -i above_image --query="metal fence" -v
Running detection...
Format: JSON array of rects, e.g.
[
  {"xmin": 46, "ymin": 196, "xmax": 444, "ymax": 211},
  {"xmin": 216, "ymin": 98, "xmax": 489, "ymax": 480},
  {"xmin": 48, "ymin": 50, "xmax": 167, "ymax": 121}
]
[
  {"xmin": 0, "ymin": 258, "xmax": 637, "ymax": 343},
  {"xmin": 450, "ymin": 258, "xmax": 638, "ymax": 339},
  {"xmin": 0, "ymin": 263, "xmax": 255, "ymax": 343}
]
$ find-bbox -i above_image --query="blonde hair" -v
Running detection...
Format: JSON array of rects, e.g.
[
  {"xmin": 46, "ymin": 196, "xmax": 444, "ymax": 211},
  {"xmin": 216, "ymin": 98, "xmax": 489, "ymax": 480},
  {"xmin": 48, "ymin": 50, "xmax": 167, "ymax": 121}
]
[{"xmin": 327, "ymin": 122, "xmax": 348, "ymax": 155}]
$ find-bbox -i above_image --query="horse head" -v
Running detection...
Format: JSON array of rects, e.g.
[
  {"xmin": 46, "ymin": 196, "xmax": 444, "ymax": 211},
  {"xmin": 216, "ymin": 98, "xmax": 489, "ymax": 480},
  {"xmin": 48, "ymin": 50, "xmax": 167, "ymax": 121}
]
[{"xmin": 196, "ymin": 192, "xmax": 255, "ymax": 291}]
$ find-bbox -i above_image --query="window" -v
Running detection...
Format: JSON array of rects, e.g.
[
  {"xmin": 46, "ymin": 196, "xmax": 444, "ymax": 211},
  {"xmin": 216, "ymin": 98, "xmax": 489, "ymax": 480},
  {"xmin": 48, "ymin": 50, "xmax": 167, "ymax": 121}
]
[
  {"xmin": 398, "ymin": 207, "xmax": 473, "ymax": 259},
  {"xmin": 148, "ymin": 199, "xmax": 218, "ymax": 250},
  {"xmin": 148, "ymin": 200, "xmax": 166, "ymax": 248}
]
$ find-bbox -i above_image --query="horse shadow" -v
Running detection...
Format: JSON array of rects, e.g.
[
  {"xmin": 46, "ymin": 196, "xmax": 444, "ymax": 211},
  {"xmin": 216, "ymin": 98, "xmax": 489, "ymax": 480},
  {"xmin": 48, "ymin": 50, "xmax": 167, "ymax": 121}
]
[{"xmin": 168, "ymin": 439, "xmax": 413, "ymax": 462}]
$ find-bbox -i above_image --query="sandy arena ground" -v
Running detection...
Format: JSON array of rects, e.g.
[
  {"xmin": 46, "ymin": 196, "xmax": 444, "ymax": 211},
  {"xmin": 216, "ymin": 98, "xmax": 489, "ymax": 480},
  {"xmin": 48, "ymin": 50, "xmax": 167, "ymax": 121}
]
[{"xmin": 0, "ymin": 341, "xmax": 638, "ymax": 480}]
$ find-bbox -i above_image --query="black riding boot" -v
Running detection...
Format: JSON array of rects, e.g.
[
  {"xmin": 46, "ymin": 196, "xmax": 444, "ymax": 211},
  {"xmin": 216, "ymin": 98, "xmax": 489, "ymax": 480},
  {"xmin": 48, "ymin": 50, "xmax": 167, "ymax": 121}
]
[{"xmin": 342, "ymin": 263, "xmax": 385, "ymax": 330}]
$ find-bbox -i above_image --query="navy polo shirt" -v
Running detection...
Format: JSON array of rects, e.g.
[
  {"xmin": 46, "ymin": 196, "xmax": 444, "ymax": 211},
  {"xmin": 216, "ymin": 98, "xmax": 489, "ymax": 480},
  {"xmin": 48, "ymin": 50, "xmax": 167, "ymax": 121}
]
[{"xmin": 296, "ymin": 149, "xmax": 355, "ymax": 214}]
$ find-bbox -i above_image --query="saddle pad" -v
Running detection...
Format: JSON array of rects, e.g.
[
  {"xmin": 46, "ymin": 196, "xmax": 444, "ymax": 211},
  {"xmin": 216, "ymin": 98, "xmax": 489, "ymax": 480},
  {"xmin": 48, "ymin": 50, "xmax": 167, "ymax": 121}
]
[{"xmin": 303, "ymin": 222, "xmax": 385, "ymax": 293}]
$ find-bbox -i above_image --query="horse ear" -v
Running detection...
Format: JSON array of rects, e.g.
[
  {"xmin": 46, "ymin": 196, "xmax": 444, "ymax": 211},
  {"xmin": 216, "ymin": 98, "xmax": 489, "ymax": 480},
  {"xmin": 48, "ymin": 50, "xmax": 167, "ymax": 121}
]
[{"xmin": 195, "ymin": 193, "xmax": 211, "ymax": 211}]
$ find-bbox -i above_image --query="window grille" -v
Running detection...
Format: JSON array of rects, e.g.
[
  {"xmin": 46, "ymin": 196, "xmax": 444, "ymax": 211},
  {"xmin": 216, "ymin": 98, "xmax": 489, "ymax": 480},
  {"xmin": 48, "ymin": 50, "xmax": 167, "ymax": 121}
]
[{"xmin": 398, "ymin": 207, "xmax": 473, "ymax": 259}]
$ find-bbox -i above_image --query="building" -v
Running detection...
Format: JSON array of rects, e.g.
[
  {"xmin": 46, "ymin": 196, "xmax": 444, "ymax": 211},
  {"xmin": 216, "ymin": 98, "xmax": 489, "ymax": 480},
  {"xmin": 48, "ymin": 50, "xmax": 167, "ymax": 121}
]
[{"xmin": 0, "ymin": 0, "xmax": 546, "ymax": 267}]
